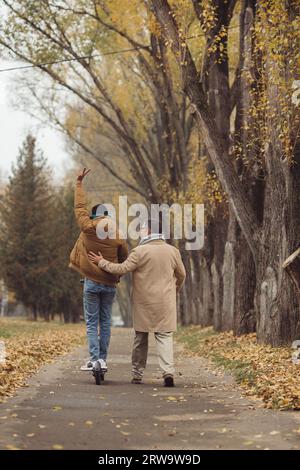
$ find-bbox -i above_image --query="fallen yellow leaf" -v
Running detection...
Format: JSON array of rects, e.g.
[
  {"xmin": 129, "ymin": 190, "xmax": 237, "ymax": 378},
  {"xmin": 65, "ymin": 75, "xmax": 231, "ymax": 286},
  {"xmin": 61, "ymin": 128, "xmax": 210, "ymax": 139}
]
[{"xmin": 52, "ymin": 444, "xmax": 64, "ymax": 450}]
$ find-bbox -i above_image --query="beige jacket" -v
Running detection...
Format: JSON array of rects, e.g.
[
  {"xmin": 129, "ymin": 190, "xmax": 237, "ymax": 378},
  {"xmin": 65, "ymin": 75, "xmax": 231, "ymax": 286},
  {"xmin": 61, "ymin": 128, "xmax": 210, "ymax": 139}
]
[
  {"xmin": 69, "ymin": 181, "xmax": 128, "ymax": 286},
  {"xmin": 98, "ymin": 239, "xmax": 186, "ymax": 332}
]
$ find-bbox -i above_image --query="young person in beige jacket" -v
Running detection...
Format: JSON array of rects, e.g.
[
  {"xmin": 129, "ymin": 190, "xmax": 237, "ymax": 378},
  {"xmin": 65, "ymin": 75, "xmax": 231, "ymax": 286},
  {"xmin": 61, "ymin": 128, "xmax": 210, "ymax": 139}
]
[{"xmin": 88, "ymin": 219, "xmax": 186, "ymax": 387}]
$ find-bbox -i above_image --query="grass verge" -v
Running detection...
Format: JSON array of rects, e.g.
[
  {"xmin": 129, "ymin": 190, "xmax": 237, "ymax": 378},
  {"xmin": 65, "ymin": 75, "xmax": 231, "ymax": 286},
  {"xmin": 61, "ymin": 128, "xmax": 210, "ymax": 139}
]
[
  {"xmin": 0, "ymin": 317, "xmax": 86, "ymax": 401},
  {"xmin": 176, "ymin": 326, "xmax": 300, "ymax": 410}
]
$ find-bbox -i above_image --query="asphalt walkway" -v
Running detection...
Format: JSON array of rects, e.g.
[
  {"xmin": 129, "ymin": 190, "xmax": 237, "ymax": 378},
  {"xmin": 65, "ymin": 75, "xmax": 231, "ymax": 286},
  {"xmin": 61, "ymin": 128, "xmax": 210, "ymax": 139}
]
[{"xmin": 0, "ymin": 328, "xmax": 299, "ymax": 450}]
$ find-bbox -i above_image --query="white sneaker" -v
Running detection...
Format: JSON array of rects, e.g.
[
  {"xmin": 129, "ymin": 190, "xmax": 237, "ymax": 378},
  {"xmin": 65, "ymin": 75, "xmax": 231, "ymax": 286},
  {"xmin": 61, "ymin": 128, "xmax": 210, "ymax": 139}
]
[
  {"xmin": 80, "ymin": 360, "xmax": 93, "ymax": 371},
  {"xmin": 99, "ymin": 359, "xmax": 108, "ymax": 371}
]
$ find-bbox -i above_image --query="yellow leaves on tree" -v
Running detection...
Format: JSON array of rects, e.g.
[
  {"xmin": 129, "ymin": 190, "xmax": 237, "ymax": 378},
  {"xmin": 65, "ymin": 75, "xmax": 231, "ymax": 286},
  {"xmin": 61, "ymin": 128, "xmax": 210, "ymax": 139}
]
[
  {"xmin": 187, "ymin": 157, "xmax": 227, "ymax": 215},
  {"xmin": 104, "ymin": 0, "xmax": 147, "ymax": 46},
  {"xmin": 250, "ymin": 0, "xmax": 300, "ymax": 163}
]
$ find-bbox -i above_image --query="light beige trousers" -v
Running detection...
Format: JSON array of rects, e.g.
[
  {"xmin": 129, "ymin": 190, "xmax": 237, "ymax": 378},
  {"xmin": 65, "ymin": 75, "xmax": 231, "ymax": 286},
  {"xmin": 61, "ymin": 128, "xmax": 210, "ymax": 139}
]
[{"xmin": 132, "ymin": 331, "xmax": 175, "ymax": 378}]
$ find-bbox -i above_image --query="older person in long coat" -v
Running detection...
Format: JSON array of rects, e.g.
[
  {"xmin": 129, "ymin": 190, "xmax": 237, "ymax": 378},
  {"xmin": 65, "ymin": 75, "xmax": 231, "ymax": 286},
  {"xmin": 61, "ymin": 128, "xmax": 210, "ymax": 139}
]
[{"xmin": 88, "ymin": 219, "xmax": 186, "ymax": 387}]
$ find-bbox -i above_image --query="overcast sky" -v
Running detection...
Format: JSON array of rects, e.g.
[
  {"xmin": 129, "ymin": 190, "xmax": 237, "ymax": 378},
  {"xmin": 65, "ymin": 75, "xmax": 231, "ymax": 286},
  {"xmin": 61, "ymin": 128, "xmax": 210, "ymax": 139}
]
[{"xmin": 0, "ymin": 60, "xmax": 69, "ymax": 182}]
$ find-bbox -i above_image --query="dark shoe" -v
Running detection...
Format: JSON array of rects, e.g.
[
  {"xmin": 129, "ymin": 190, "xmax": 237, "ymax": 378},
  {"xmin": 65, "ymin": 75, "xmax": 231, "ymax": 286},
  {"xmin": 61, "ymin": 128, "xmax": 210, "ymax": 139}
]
[
  {"xmin": 164, "ymin": 375, "xmax": 174, "ymax": 387},
  {"xmin": 131, "ymin": 377, "xmax": 143, "ymax": 384}
]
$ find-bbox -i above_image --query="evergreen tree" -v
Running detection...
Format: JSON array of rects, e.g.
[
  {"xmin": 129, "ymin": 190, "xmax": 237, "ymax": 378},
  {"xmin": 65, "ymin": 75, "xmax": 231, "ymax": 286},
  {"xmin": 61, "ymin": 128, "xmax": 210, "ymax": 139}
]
[{"xmin": 0, "ymin": 134, "xmax": 58, "ymax": 320}]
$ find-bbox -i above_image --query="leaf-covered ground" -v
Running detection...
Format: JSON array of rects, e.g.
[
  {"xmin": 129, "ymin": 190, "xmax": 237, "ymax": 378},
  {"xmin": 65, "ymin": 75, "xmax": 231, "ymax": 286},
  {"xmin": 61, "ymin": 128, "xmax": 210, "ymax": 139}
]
[
  {"xmin": 0, "ymin": 318, "xmax": 86, "ymax": 402},
  {"xmin": 176, "ymin": 327, "xmax": 300, "ymax": 410}
]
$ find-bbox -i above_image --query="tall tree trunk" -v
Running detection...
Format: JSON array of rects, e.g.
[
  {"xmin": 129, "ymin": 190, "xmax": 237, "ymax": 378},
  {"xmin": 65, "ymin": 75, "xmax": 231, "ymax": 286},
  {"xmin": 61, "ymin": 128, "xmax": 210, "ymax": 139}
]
[
  {"xmin": 211, "ymin": 207, "xmax": 228, "ymax": 330},
  {"xmin": 255, "ymin": 146, "xmax": 300, "ymax": 345},
  {"xmin": 150, "ymin": 0, "xmax": 260, "ymax": 259},
  {"xmin": 200, "ymin": 258, "xmax": 214, "ymax": 326},
  {"xmin": 254, "ymin": 35, "xmax": 300, "ymax": 344},
  {"xmin": 150, "ymin": 0, "xmax": 300, "ymax": 345},
  {"xmin": 116, "ymin": 276, "xmax": 132, "ymax": 328},
  {"xmin": 32, "ymin": 306, "xmax": 37, "ymax": 321},
  {"xmin": 190, "ymin": 250, "xmax": 202, "ymax": 323},
  {"xmin": 221, "ymin": 207, "xmax": 236, "ymax": 331},
  {"xmin": 199, "ymin": 220, "xmax": 214, "ymax": 327},
  {"xmin": 180, "ymin": 248, "xmax": 197, "ymax": 325},
  {"xmin": 231, "ymin": 0, "xmax": 257, "ymax": 335},
  {"xmin": 234, "ymin": 225, "xmax": 256, "ymax": 335},
  {"xmin": 199, "ymin": 0, "xmax": 233, "ymax": 331}
]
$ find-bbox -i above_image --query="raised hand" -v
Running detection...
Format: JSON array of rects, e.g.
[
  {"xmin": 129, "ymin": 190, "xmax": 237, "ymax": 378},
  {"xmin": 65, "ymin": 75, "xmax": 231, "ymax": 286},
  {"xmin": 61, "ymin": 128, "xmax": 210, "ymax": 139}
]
[{"xmin": 77, "ymin": 167, "xmax": 91, "ymax": 182}]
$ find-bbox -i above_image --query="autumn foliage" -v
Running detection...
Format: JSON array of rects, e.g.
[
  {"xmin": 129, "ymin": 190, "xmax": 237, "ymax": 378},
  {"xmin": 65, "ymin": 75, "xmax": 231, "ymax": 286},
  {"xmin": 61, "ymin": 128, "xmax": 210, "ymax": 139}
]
[
  {"xmin": 177, "ymin": 326, "xmax": 300, "ymax": 410},
  {"xmin": 0, "ymin": 318, "xmax": 85, "ymax": 402},
  {"xmin": 0, "ymin": 1, "xmax": 299, "ymax": 346}
]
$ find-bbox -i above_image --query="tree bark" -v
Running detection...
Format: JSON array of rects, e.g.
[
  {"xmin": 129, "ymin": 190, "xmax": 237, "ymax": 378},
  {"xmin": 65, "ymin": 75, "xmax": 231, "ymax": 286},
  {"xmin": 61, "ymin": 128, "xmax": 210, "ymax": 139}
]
[
  {"xmin": 254, "ymin": 54, "xmax": 300, "ymax": 345},
  {"xmin": 221, "ymin": 207, "xmax": 236, "ymax": 331},
  {"xmin": 231, "ymin": 0, "xmax": 257, "ymax": 336},
  {"xmin": 150, "ymin": 0, "xmax": 260, "ymax": 258},
  {"xmin": 283, "ymin": 247, "xmax": 300, "ymax": 298},
  {"xmin": 150, "ymin": 0, "xmax": 300, "ymax": 345},
  {"xmin": 212, "ymin": 207, "xmax": 228, "ymax": 331},
  {"xmin": 234, "ymin": 224, "xmax": 256, "ymax": 335}
]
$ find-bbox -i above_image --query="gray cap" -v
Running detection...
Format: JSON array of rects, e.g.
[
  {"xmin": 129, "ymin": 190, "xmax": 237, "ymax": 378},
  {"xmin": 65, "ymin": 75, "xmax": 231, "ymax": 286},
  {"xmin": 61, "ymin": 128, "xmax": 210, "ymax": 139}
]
[
  {"xmin": 96, "ymin": 204, "xmax": 109, "ymax": 217},
  {"xmin": 91, "ymin": 204, "xmax": 109, "ymax": 219}
]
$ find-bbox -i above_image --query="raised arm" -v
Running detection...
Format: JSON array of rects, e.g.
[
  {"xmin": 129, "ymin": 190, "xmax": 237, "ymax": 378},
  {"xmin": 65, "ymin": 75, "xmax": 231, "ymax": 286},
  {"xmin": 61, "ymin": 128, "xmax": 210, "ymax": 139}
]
[{"xmin": 74, "ymin": 168, "xmax": 94, "ymax": 233}]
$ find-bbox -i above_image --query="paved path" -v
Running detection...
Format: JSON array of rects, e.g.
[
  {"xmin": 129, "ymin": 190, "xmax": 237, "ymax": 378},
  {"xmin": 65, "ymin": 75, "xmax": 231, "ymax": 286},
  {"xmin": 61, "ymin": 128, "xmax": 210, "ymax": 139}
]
[{"xmin": 0, "ymin": 328, "xmax": 299, "ymax": 450}]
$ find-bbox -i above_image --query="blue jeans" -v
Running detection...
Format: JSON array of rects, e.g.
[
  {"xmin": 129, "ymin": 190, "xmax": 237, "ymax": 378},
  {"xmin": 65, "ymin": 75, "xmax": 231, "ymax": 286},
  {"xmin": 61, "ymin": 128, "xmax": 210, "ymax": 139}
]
[{"xmin": 83, "ymin": 279, "xmax": 116, "ymax": 362}]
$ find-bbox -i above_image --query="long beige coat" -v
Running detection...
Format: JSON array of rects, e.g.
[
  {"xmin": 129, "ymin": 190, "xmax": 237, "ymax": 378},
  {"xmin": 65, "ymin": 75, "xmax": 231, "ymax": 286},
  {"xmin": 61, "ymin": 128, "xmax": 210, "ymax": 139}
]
[{"xmin": 98, "ymin": 239, "xmax": 186, "ymax": 332}]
